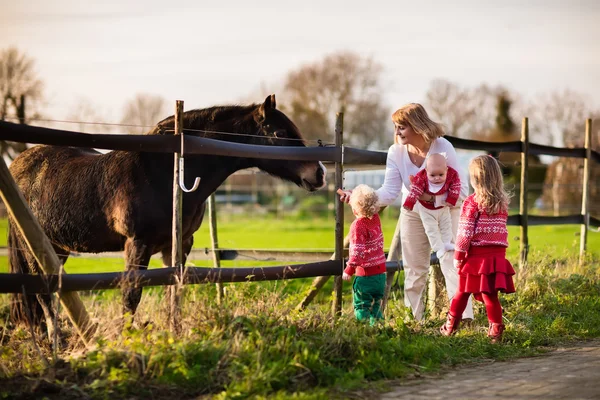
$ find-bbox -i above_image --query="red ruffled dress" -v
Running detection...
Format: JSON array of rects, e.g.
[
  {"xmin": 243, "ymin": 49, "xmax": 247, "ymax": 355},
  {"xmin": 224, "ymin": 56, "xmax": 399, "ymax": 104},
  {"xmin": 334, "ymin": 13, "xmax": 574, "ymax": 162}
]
[{"xmin": 455, "ymin": 195, "xmax": 516, "ymax": 302}]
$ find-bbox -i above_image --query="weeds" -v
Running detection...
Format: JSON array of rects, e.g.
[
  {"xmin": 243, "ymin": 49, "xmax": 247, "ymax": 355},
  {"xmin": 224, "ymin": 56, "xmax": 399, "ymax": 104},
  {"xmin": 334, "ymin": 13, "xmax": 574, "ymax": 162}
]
[{"xmin": 1, "ymin": 251, "xmax": 600, "ymax": 399}]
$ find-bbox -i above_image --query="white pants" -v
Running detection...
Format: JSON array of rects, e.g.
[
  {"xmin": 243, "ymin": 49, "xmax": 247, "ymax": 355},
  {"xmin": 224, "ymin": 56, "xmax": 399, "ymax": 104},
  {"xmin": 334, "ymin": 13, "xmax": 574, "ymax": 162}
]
[
  {"xmin": 413, "ymin": 203, "xmax": 454, "ymax": 259},
  {"xmin": 400, "ymin": 204, "xmax": 474, "ymax": 321}
]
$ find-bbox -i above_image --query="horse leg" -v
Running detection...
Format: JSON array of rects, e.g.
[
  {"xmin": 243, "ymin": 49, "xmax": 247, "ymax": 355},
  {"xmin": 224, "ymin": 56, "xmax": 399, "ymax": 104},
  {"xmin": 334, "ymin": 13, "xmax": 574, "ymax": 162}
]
[
  {"xmin": 37, "ymin": 250, "xmax": 69, "ymax": 349},
  {"xmin": 8, "ymin": 224, "xmax": 62, "ymax": 341},
  {"xmin": 160, "ymin": 236, "xmax": 194, "ymax": 267},
  {"xmin": 122, "ymin": 238, "xmax": 152, "ymax": 318}
]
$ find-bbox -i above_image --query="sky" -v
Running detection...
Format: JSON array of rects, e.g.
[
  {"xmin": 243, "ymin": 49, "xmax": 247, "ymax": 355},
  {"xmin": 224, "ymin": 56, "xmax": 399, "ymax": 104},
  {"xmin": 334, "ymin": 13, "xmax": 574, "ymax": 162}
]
[{"xmin": 1, "ymin": 0, "xmax": 599, "ymax": 130}]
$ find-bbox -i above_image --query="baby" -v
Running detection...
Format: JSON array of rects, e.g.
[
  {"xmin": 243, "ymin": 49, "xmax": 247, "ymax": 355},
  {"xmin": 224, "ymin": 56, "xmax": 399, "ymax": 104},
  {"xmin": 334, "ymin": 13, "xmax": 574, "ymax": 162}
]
[{"xmin": 403, "ymin": 153, "xmax": 461, "ymax": 260}]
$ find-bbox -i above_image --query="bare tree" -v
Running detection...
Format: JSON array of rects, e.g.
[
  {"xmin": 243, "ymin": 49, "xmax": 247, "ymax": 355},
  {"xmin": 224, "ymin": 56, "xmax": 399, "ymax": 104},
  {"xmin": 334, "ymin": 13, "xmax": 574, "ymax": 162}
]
[
  {"xmin": 120, "ymin": 93, "xmax": 168, "ymax": 134},
  {"xmin": 425, "ymin": 79, "xmax": 476, "ymax": 137},
  {"xmin": 280, "ymin": 51, "xmax": 390, "ymax": 149},
  {"xmin": 529, "ymin": 89, "xmax": 595, "ymax": 148},
  {"xmin": 66, "ymin": 97, "xmax": 115, "ymax": 134},
  {"xmin": 0, "ymin": 47, "xmax": 44, "ymax": 159},
  {"xmin": 425, "ymin": 79, "xmax": 517, "ymax": 140}
]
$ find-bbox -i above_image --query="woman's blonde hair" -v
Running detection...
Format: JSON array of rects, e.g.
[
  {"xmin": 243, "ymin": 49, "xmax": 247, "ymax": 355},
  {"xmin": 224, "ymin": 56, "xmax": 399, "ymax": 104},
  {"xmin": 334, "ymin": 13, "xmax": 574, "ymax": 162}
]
[
  {"xmin": 392, "ymin": 103, "xmax": 445, "ymax": 145},
  {"xmin": 469, "ymin": 155, "xmax": 512, "ymax": 214},
  {"xmin": 349, "ymin": 184, "xmax": 379, "ymax": 218}
]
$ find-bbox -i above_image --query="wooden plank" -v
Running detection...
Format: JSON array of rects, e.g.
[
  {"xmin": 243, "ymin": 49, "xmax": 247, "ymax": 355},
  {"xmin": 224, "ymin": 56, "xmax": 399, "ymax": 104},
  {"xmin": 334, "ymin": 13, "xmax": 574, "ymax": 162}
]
[
  {"xmin": 0, "ymin": 157, "xmax": 94, "ymax": 343},
  {"xmin": 580, "ymin": 119, "xmax": 592, "ymax": 263},
  {"xmin": 520, "ymin": 118, "xmax": 529, "ymax": 267},
  {"xmin": 208, "ymin": 193, "xmax": 224, "ymax": 304},
  {"xmin": 0, "ymin": 258, "xmax": 411, "ymax": 294},
  {"xmin": 332, "ymin": 112, "xmax": 344, "ymax": 317},
  {"xmin": 169, "ymin": 100, "xmax": 184, "ymax": 333}
]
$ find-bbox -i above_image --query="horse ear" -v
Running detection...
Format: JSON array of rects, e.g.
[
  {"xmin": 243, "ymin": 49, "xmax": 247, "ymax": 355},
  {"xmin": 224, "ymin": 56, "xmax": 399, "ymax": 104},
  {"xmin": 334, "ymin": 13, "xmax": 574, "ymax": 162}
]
[
  {"xmin": 263, "ymin": 94, "xmax": 276, "ymax": 110},
  {"xmin": 258, "ymin": 94, "xmax": 276, "ymax": 121}
]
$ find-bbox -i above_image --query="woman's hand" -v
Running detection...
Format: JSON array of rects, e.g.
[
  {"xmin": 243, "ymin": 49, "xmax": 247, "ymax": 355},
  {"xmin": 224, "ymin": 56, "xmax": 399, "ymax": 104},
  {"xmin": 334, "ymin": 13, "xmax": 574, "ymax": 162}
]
[
  {"xmin": 336, "ymin": 188, "xmax": 352, "ymax": 204},
  {"xmin": 419, "ymin": 193, "xmax": 435, "ymax": 203}
]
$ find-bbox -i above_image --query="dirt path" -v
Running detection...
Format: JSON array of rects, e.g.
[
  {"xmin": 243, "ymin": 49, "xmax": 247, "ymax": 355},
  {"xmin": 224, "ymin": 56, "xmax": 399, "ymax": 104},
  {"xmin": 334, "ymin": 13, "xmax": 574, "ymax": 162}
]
[{"xmin": 380, "ymin": 340, "xmax": 600, "ymax": 400}]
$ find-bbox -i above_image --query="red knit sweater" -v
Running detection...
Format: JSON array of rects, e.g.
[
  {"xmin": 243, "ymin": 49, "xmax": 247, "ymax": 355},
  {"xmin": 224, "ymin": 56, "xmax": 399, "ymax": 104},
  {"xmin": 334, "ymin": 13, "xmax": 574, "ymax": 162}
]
[
  {"xmin": 454, "ymin": 194, "xmax": 509, "ymax": 261},
  {"xmin": 344, "ymin": 214, "xmax": 387, "ymax": 276},
  {"xmin": 403, "ymin": 167, "xmax": 461, "ymax": 211}
]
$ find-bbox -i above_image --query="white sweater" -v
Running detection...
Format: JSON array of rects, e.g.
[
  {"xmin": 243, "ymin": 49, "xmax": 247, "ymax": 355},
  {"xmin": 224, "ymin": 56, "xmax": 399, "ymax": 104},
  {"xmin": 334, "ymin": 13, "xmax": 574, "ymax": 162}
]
[{"xmin": 375, "ymin": 137, "xmax": 469, "ymax": 207}]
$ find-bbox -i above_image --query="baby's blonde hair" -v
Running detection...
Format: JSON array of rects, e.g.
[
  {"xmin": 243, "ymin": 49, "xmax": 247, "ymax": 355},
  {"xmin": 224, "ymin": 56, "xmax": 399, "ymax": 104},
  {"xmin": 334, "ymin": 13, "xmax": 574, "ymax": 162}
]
[
  {"xmin": 349, "ymin": 184, "xmax": 379, "ymax": 218},
  {"xmin": 392, "ymin": 103, "xmax": 445, "ymax": 145},
  {"xmin": 469, "ymin": 155, "xmax": 512, "ymax": 214}
]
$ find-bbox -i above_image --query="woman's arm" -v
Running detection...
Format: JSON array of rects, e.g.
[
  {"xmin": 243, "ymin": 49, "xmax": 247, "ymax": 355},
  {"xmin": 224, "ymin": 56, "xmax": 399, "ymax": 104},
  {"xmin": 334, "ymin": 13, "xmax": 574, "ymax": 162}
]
[{"xmin": 376, "ymin": 145, "xmax": 404, "ymax": 206}]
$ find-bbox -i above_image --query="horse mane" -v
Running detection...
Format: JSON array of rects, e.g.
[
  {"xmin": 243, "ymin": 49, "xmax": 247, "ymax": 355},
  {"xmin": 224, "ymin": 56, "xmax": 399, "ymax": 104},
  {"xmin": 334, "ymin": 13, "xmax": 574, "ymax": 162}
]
[{"xmin": 146, "ymin": 103, "xmax": 259, "ymax": 138}]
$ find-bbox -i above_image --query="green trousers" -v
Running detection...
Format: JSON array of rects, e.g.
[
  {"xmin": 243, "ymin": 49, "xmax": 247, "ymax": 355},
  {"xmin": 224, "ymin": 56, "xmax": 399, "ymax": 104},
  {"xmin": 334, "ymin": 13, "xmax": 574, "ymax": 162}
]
[{"xmin": 352, "ymin": 273, "xmax": 386, "ymax": 325}]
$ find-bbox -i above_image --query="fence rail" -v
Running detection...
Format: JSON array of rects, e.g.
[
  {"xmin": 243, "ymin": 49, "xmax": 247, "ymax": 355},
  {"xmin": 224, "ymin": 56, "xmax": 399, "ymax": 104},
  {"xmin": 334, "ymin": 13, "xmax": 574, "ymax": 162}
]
[{"xmin": 2, "ymin": 120, "xmax": 598, "ymax": 164}]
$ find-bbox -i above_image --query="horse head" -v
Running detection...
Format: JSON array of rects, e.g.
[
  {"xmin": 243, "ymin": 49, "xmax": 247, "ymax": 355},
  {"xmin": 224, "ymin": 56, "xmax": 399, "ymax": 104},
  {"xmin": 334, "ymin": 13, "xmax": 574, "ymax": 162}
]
[
  {"xmin": 151, "ymin": 95, "xmax": 327, "ymax": 192},
  {"xmin": 249, "ymin": 95, "xmax": 327, "ymax": 192}
]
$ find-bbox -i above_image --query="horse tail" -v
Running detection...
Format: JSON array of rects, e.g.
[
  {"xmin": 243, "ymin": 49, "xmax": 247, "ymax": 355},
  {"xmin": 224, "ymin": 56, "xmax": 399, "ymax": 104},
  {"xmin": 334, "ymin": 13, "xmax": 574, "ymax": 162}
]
[{"xmin": 8, "ymin": 219, "xmax": 47, "ymax": 327}]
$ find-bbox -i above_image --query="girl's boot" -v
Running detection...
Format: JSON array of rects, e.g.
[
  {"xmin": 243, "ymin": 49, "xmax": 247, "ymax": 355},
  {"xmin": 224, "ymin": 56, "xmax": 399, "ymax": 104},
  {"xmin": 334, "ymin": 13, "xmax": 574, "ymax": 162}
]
[
  {"xmin": 488, "ymin": 323, "xmax": 505, "ymax": 343},
  {"xmin": 439, "ymin": 313, "xmax": 461, "ymax": 336}
]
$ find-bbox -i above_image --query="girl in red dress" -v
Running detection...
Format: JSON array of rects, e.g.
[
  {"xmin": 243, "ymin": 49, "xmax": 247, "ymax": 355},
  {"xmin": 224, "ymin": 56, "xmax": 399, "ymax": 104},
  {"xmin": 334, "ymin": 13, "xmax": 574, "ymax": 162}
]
[{"xmin": 440, "ymin": 155, "xmax": 515, "ymax": 343}]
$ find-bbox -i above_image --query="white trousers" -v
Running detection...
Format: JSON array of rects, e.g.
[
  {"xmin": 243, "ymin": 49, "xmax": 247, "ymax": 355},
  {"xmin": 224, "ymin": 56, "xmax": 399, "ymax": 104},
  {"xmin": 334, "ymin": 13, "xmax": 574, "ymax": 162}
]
[
  {"xmin": 400, "ymin": 204, "xmax": 474, "ymax": 320},
  {"xmin": 413, "ymin": 203, "xmax": 454, "ymax": 259}
]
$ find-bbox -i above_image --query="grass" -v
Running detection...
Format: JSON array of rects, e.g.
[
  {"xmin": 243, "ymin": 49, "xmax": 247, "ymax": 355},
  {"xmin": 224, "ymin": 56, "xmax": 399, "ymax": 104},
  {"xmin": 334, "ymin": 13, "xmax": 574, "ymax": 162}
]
[
  {"xmin": 1, "ymin": 214, "xmax": 600, "ymax": 398},
  {"xmin": 1, "ymin": 251, "xmax": 600, "ymax": 399}
]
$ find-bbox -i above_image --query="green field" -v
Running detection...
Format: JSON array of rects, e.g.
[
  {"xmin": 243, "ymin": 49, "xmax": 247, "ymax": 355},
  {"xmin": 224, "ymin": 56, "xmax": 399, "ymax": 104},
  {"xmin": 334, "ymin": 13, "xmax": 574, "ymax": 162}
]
[{"xmin": 0, "ymin": 214, "xmax": 597, "ymax": 274}]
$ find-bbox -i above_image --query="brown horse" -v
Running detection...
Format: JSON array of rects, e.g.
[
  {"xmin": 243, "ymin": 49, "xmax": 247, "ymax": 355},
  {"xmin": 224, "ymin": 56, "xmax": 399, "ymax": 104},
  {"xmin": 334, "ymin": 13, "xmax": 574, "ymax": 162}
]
[{"xmin": 9, "ymin": 95, "xmax": 326, "ymax": 329}]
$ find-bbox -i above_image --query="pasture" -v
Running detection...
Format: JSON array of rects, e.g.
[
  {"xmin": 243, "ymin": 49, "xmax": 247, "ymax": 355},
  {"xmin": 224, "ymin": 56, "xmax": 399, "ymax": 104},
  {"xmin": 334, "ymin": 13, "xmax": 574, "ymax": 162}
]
[{"xmin": 1, "ymin": 214, "xmax": 600, "ymax": 399}]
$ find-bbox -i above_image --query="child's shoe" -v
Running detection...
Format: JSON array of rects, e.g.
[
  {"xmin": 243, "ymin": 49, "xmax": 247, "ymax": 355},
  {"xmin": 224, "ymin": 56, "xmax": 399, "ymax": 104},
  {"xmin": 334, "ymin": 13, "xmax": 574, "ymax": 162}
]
[
  {"xmin": 488, "ymin": 323, "xmax": 505, "ymax": 343},
  {"xmin": 439, "ymin": 313, "xmax": 461, "ymax": 336}
]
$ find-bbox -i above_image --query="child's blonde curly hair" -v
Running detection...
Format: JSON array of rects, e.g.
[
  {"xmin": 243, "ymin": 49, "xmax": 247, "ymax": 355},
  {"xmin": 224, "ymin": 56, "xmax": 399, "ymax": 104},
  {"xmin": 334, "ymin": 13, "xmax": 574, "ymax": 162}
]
[{"xmin": 349, "ymin": 184, "xmax": 379, "ymax": 218}]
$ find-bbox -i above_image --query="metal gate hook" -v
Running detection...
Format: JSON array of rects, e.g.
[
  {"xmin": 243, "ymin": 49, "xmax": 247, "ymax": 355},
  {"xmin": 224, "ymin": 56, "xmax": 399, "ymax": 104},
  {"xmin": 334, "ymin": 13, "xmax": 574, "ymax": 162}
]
[{"xmin": 178, "ymin": 135, "xmax": 201, "ymax": 193}]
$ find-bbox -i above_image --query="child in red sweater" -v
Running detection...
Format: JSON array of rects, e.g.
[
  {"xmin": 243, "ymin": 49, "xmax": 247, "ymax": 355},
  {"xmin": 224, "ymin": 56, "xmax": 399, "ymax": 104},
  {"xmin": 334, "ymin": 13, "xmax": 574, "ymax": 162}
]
[
  {"xmin": 440, "ymin": 155, "xmax": 515, "ymax": 343},
  {"xmin": 403, "ymin": 153, "xmax": 461, "ymax": 261},
  {"xmin": 342, "ymin": 184, "xmax": 387, "ymax": 325}
]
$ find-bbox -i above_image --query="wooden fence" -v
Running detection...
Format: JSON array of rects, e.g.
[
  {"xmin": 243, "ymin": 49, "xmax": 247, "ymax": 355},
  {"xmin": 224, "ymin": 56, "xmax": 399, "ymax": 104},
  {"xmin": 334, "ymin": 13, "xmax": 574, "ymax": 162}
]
[{"xmin": 0, "ymin": 116, "xmax": 598, "ymax": 337}]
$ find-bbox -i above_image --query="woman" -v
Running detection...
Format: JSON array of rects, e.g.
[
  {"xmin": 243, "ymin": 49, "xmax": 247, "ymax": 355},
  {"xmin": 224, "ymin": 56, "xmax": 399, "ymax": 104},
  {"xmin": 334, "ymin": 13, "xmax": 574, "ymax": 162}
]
[{"xmin": 340, "ymin": 103, "xmax": 473, "ymax": 321}]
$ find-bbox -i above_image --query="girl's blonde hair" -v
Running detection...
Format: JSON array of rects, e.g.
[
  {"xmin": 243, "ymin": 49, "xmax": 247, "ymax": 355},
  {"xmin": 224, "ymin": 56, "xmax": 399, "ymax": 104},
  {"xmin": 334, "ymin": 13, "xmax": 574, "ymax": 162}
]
[
  {"xmin": 392, "ymin": 103, "xmax": 445, "ymax": 145},
  {"xmin": 469, "ymin": 155, "xmax": 512, "ymax": 214},
  {"xmin": 349, "ymin": 184, "xmax": 379, "ymax": 218}
]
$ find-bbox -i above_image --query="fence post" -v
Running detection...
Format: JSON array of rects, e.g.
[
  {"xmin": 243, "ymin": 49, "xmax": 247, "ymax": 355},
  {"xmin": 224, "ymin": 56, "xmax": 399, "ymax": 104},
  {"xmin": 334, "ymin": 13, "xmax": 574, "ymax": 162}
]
[
  {"xmin": 332, "ymin": 112, "xmax": 344, "ymax": 317},
  {"xmin": 169, "ymin": 100, "xmax": 184, "ymax": 333},
  {"xmin": 519, "ymin": 117, "xmax": 529, "ymax": 268},
  {"xmin": 381, "ymin": 213, "xmax": 402, "ymax": 313},
  {"xmin": 0, "ymin": 159, "xmax": 94, "ymax": 344},
  {"xmin": 208, "ymin": 193, "xmax": 225, "ymax": 304},
  {"xmin": 579, "ymin": 118, "xmax": 592, "ymax": 264}
]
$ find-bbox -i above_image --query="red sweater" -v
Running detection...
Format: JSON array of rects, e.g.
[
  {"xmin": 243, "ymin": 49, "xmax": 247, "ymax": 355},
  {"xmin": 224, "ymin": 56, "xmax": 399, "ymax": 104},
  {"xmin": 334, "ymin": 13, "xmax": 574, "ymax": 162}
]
[
  {"xmin": 454, "ymin": 194, "xmax": 509, "ymax": 261},
  {"xmin": 344, "ymin": 214, "xmax": 387, "ymax": 276},
  {"xmin": 403, "ymin": 167, "xmax": 461, "ymax": 211}
]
